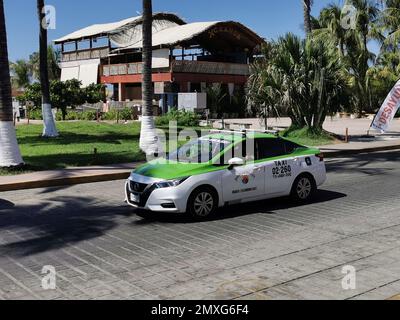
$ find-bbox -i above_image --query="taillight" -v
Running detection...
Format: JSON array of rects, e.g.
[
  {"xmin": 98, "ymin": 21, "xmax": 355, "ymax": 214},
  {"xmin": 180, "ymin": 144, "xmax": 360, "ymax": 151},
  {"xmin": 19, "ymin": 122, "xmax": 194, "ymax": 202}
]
[{"xmin": 316, "ymin": 153, "xmax": 324, "ymax": 162}]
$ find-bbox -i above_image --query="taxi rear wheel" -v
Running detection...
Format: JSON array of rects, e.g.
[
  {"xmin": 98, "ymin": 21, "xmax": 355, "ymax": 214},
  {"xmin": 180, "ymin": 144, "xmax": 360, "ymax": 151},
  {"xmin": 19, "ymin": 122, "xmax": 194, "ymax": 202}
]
[
  {"xmin": 291, "ymin": 174, "xmax": 316, "ymax": 202},
  {"xmin": 188, "ymin": 187, "xmax": 218, "ymax": 219}
]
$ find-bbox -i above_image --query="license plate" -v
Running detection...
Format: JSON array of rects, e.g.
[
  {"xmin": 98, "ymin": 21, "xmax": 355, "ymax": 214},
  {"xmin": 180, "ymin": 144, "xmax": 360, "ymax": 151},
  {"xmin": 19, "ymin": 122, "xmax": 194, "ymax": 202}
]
[{"xmin": 130, "ymin": 193, "xmax": 140, "ymax": 203}]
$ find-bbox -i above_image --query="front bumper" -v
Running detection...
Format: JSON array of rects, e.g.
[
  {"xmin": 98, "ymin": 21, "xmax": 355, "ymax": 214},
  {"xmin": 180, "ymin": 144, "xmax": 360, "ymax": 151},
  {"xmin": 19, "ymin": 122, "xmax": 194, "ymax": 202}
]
[{"xmin": 125, "ymin": 176, "xmax": 187, "ymax": 213}]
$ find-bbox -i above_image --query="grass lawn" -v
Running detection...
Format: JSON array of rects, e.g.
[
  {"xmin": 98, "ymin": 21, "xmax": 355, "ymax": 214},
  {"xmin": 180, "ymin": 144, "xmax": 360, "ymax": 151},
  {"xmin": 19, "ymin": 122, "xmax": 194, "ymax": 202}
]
[
  {"xmin": 0, "ymin": 121, "xmax": 338, "ymax": 176},
  {"xmin": 3, "ymin": 121, "xmax": 146, "ymax": 175},
  {"xmin": 280, "ymin": 127, "xmax": 339, "ymax": 146}
]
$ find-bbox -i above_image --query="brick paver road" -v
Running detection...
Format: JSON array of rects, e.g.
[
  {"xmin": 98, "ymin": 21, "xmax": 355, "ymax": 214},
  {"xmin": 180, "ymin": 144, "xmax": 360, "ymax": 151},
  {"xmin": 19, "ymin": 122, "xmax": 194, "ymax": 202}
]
[{"xmin": 1, "ymin": 151, "xmax": 400, "ymax": 300}]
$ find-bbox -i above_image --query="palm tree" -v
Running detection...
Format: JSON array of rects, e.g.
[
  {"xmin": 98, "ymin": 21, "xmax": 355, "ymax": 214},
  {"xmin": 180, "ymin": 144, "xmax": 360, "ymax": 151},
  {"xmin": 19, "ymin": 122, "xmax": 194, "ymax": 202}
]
[
  {"xmin": 346, "ymin": 0, "xmax": 383, "ymax": 115},
  {"xmin": 380, "ymin": 0, "xmax": 400, "ymax": 44},
  {"xmin": 247, "ymin": 33, "xmax": 345, "ymax": 131},
  {"xmin": 139, "ymin": 0, "xmax": 160, "ymax": 156},
  {"xmin": 314, "ymin": 0, "xmax": 383, "ymax": 116},
  {"xmin": 368, "ymin": 51, "xmax": 399, "ymax": 108},
  {"xmin": 10, "ymin": 60, "xmax": 31, "ymax": 89},
  {"xmin": 206, "ymin": 84, "xmax": 227, "ymax": 118},
  {"xmin": 0, "ymin": 0, "xmax": 23, "ymax": 167},
  {"xmin": 47, "ymin": 46, "xmax": 61, "ymax": 81},
  {"xmin": 246, "ymin": 43, "xmax": 283, "ymax": 126},
  {"xmin": 303, "ymin": 0, "xmax": 313, "ymax": 35},
  {"xmin": 37, "ymin": 0, "xmax": 58, "ymax": 137},
  {"xmin": 29, "ymin": 46, "xmax": 61, "ymax": 82},
  {"xmin": 313, "ymin": 4, "xmax": 346, "ymax": 56}
]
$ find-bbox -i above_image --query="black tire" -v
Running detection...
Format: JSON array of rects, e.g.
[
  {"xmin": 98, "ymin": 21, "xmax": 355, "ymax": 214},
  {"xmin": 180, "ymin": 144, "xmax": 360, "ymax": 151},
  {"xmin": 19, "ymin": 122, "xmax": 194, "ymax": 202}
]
[
  {"xmin": 291, "ymin": 174, "xmax": 316, "ymax": 202},
  {"xmin": 187, "ymin": 186, "xmax": 218, "ymax": 219}
]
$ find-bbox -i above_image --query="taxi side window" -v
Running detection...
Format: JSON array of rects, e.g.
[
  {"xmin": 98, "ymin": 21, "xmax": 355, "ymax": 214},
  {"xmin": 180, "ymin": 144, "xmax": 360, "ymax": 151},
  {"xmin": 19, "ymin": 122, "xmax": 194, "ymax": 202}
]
[
  {"xmin": 284, "ymin": 141, "xmax": 301, "ymax": 154},
  {"xmin": 255, "ymin": 138, "xmax": 286, "ymax": 160},
  {"xmin": 218, "ymin": 139, "xmax": 255, "ymax": 165}
]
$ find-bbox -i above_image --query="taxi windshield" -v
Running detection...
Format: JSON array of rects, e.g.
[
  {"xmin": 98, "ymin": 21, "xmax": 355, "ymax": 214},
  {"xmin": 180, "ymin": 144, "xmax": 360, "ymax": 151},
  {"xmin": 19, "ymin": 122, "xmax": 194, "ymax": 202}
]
[{"xmin": 168, "ymin": 138, "xmax": 231, "ymax": 163}]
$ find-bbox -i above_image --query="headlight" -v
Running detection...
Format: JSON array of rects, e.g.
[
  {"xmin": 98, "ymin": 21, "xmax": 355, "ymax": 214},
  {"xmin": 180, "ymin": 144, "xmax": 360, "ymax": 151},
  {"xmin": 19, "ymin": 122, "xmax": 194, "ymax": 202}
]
[{"xmin": 154, "ymin": 177, "xmax": 188, "ymax": 189}]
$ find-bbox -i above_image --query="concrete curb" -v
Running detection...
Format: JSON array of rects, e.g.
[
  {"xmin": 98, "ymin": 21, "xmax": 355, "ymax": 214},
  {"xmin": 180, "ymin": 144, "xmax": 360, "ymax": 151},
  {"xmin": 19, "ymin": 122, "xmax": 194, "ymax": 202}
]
[
  {"xmin": 322, "ymin": 144, "xmax": 400, "ymax": 158},
  {"xmin": 1, "ymin": 144, "xmax": 400, "ymax": 192},
  {"xmin": 0, "ymin": 171, "xmax": 132, "ymax": 192}
]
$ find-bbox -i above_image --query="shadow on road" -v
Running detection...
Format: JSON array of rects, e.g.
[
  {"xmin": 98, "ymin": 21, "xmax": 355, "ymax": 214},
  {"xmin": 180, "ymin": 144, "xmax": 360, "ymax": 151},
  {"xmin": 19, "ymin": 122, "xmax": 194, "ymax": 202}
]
[
  {"xmin": 0, "ymin": 196, "xmax": 133, "ymax": 257},
  {"xmin": 327, "ymin": 150, "xmax": 400, "ymax": 176},
  {"xmin": 0, "ymin": 189, "xmax": 345, "ymax": 257},
  {"xmin": 134, "ymin": 189, "xmax": 347, "ymax": 224},
  {"xmin": 37, "ymin": 185, "xmax": 75, "ymax": 194},
  {"xmin": 0, "ymin": 199, "xmax": 15, "ymax": 210}
]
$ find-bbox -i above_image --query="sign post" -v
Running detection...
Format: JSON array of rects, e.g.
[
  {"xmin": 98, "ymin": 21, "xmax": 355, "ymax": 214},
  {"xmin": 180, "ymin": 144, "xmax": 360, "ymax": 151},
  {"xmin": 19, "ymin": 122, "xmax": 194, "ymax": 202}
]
[{"xmin": 26, "ymin": 101, "xmax": 34, "ymax": 125}]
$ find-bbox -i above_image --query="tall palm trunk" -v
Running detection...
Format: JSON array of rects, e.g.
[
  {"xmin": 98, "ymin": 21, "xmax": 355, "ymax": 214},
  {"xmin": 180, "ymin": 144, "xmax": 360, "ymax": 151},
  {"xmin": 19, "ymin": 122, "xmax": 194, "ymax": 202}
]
[
  {"xmin": 303, "ymin": 0, "xmax": 313, "ymax": 35},
  {"xmin": 0, "ymin": 0, "xmax": 23, "ymax": 167},
  {"xmin": 139, "ymin": 0, "xmax": 160, "ymax": 156},
  {"xmin": 37, "ymin": 0, "xmax": 58, "ymax": 137}
]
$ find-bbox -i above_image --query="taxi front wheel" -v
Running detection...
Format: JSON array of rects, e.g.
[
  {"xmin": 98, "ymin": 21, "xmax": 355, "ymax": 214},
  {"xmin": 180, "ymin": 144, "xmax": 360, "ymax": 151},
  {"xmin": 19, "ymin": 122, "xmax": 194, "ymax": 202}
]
[
  {"xmin": 291, "ymin": 174, "xmax": 316, "ymax": 202},
  {"xmin": 187, "ymin": 187, "xmax": 218, "ymax": 219}
]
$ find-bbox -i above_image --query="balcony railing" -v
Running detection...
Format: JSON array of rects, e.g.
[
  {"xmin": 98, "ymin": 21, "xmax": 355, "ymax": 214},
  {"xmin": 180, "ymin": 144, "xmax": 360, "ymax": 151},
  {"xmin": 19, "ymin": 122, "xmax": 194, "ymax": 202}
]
[
  {"xmin": 100, "ymin": 60, "xmax": 250, "ymax": 77},
  {"xmin": 61, "ymin": 47, "xmax": 110, "ymax": 62},
  {"xmin": 102, "ymin": 62, "xmax": 144, "ymax": 76},
  {"xmin": 172, "ymin": 60, "xmax": 250, "ymax": 76}
]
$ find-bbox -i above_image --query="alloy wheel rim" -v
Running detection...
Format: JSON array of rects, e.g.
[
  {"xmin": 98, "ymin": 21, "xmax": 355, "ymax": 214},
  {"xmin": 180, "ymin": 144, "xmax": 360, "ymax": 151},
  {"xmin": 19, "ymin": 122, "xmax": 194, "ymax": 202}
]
[
  {"xmin": 194, "ymin": 192, "xmax": 214, "ymax": 216},
  {"xmin": 297, "ymin": 178, "xmax": 312, "ymax": 199}
]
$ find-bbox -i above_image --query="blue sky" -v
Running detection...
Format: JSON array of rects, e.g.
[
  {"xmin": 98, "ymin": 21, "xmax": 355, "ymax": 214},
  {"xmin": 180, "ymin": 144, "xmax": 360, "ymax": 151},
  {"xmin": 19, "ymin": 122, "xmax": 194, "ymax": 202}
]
[{"xmin": 4, "ymin": 0, "xmax": 345, "ymax": 62}]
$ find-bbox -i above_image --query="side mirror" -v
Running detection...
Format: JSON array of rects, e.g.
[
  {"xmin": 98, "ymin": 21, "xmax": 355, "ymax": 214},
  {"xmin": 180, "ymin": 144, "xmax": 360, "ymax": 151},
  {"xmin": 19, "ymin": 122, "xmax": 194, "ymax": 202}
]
[{"xmin": 228, "ymin": 157, "xmax": 245, "ymax": 170}]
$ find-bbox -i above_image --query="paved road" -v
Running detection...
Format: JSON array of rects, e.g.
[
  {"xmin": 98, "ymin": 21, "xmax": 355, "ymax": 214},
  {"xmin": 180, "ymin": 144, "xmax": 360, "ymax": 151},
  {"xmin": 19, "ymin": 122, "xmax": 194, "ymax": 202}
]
[{"xmin": 1, "ymin": 151, "xmax": 400, "ymax": 300}]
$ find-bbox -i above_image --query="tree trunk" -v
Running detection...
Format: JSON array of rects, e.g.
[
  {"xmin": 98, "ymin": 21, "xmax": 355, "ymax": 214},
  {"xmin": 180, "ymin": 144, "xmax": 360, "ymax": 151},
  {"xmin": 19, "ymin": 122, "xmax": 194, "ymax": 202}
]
[
  {"xmin": 303, "ymin": 0, "xmax": 312, "ymax": 35},
  {"xmin": 0, "ymin": 0, "xmax": 24, "ymax": 167},
  {"xmin": 37, "ymin": 0, "xmax": 58, "ymax": 137},
  {"xmin": 139, "ymin": 0, "xmax": 161, "ymax": 156}
]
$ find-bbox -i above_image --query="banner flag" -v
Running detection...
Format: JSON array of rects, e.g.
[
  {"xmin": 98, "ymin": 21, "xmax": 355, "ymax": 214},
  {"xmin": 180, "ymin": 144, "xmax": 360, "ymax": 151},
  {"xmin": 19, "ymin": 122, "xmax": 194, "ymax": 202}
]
[{"xmin": 371, "ymin": 79, "xmax": 400, "ymax": 133}]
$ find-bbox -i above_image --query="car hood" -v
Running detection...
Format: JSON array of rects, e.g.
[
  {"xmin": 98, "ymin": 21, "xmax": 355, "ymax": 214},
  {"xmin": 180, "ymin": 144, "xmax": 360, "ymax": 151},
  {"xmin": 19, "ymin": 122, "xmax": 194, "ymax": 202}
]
[{"xmin": 134, "ymin": 159, "xmax": 214, "ymax": 180}]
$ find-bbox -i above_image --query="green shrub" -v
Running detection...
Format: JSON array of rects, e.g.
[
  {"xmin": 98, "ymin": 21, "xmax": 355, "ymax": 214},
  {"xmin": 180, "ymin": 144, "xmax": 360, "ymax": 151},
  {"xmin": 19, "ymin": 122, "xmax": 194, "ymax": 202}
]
[
  {"xmin": 156, "ymin": 109, "xmax": 200, "ymax": 127},
  {"xmin": 102, "ymin": 109, "xmax": 118, "ymax": 121},
  {"xmin": 101, "ymin": 108, "xmax": 133, "ymax": 121},
  {"xmin": 54, "ymin": 110, "xmax": 96, "ymax": 121},
  {"xmin": 26, "ymin": 108, "xmax": 139, "ymax": 122},
  {"xmin": 55, "ymin": 110, "xmax": 63, "ymax": 121},
  {"xmin": 119, "ymin": 108, "xmax": 133, "ymax": 121},
  {"xmin": 81, "ymin": 110, "xmax": 98, "ymax": 121},
  {"xmin": 29, "ymin": 109, "xmax": 43, "ymax": 120},
  {"xmin": 65, "ymin": 111, "xmax": 79, "ymax": 120}
]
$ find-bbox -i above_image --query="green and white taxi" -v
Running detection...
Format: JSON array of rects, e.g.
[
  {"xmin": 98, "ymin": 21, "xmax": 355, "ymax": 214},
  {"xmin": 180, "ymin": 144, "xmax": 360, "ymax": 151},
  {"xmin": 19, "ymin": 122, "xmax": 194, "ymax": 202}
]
[{"xmin": 125, "ymin": 130, "xmax": 326, "ymax": 218}]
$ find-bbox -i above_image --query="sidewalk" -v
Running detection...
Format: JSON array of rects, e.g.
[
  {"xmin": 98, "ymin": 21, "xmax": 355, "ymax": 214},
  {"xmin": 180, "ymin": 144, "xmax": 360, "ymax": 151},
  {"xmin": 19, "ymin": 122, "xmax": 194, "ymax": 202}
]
[
  {"xmin": 220, "ymin": 117, "xmax": 400, "ymax": 137},
  {"xmin": 1, "ymin": 138, "xmax": 400, "ymax": 192},
  {"xmin": 320, "ymin": 139, "xmax": 400, "ymax": 157},
  {"xmin": 0, "ymin": 163, "xmax": 141, "ymax": 192}
]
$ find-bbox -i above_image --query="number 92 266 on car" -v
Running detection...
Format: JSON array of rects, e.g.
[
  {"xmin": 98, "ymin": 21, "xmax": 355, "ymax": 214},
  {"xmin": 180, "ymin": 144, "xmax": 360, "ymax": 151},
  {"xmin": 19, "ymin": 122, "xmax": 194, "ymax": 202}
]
[{"xmin": 125, "ymin": 130, "xmax": 326, "ymax": 219}]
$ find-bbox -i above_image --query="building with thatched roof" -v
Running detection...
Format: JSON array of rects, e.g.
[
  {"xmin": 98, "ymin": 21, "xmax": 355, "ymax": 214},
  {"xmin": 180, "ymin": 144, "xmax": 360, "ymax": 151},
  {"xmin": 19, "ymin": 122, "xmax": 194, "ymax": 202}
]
[{"xmin": 54, "ymin": 13, "xmax": 264, "ymax": 112}]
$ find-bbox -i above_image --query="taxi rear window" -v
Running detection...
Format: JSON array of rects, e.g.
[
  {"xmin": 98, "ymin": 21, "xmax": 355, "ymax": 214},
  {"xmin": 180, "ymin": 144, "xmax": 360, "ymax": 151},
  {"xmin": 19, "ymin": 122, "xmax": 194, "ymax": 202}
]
[{"xmin": 256, "ymin": 138, "xmax": 286, "ymax": 159}]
